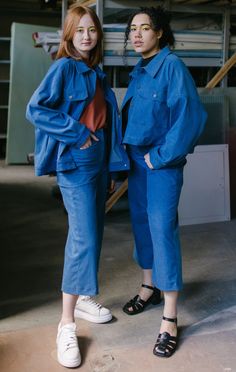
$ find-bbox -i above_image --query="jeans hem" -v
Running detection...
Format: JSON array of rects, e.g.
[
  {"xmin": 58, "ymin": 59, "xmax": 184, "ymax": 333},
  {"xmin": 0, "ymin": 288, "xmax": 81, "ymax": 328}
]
[{"xmin": 61, "ymin": 287, "xmax": 99, "ymax": 296}]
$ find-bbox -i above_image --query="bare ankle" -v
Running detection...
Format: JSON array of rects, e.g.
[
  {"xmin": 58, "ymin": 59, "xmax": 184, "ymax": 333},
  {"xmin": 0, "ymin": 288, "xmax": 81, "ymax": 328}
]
[{"xmin": 60, "ymin": 318, "xmax": 75, "ymax": 326}]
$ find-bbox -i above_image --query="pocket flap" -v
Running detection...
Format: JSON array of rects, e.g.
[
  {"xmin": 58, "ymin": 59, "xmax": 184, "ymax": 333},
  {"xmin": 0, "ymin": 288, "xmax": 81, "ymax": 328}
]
[
  {"xmin": 64, "ymin": 89, "xmax": 88, "ymax": 101},
  {"xmin": 138, "ymin": 88, "xmax": 167, "ymax": 102}
]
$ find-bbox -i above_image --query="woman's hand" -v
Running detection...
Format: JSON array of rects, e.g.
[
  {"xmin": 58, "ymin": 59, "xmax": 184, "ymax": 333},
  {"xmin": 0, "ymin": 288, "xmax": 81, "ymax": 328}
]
[
  {"xmin": 80, "ymin": 133, "xmax": 99, "ymax": 149},
  {"xmin": 144, "ymin": 153, "xmax": 154, "ymax": 169}
]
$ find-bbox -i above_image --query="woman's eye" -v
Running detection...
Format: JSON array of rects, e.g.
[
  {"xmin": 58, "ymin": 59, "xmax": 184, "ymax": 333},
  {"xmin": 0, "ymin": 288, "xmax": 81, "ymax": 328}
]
[
  {"xmin": 130, "ymin": 27, "xmax": 136, "ymax": 32},
  {"xmin": 142, "ymin": 26, "xmax": 150, "ymax": 31},
  {"xmin": 89, "ymin": 27, "xmax": 96, "ymax": 33},
  {"xmin": 77, "ymin": 28, "xmax": 83, "ymax": 33}
]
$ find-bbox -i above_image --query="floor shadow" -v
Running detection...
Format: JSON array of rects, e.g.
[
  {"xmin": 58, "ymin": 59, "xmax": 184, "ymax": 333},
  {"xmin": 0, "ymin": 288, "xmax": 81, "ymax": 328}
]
[
  {"xmin": 77, "ymin": 335, "xmax": 93, "ymax": 366},
  {"xmin": 0, "ymin": 182, "xmax": 66, "ymax": 318}
]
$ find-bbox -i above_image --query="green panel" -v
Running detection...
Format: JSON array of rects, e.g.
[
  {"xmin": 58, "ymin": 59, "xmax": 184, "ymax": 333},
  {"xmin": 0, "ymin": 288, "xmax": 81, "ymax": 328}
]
[
  {"xmin": 198, "ymin": 94, "xmax": 229, "ymax": 145},
  {"xmin": 6, "ymin": 23, "xmax": 57, "ymax": 164},
  {"xmin": 198, "ymin": 87, "xmax": 236, "ymax": 128}
]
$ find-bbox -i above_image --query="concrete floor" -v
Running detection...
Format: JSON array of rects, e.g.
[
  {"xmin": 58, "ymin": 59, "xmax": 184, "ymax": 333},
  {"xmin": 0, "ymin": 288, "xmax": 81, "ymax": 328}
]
[{"xmin": 0, "ymin": 162, "xmax": 236, "ymax": 372}]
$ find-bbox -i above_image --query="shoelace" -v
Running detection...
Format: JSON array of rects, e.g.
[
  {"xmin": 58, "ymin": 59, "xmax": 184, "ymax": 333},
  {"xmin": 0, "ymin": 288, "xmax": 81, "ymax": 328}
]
[
  {"xmin": 81, "ymin": 296, "xmax": 102, "ymax": 309},
  {"xmin": 59, "ymin": 327, "xmax": 78, "ymax": 351}
]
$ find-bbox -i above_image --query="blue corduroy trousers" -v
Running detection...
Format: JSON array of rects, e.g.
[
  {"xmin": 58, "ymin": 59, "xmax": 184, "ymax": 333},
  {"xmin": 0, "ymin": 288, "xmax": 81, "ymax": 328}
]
[
  {"xmin": 128, "ymin": 145, "xmax": 184, "ymax": 291},
  {"xmin": 57, "ymin": 129, "xmax": 107, "ymax": 296}
]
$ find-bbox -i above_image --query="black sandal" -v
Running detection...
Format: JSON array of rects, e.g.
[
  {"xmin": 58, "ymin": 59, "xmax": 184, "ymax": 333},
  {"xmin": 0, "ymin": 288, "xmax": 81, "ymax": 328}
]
[
  {"xmin": 153, "ymin": 316, "xmax": 178, "ymax": 358},
  {"xmin": 122, "ymin": 284, "xmax": 162, "ymax": 315}
]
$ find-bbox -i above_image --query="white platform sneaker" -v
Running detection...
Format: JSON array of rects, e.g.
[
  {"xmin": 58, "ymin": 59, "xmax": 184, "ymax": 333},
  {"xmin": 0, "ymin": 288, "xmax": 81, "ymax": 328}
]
[
  {"xmin": 56, "ymin": 322, "xmax": 81, "ymax": 368},
  {"xmin": 74, "ymin": 296, "xmax": 112, "ymax": 323}
]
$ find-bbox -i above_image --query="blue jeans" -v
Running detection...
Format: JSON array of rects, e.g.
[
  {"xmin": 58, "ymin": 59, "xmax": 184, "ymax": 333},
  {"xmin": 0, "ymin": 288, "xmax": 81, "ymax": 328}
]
[
  {"xmin": 57, "ymin": 129, "xmax": 107, "ymax": 295},
  {"xmin": 128, "ymin": 145, "xmax": 183, "ymax": 291}
]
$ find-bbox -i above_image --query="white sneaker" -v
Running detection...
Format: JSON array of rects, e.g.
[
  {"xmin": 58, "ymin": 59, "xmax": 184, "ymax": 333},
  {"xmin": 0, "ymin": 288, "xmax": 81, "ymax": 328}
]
[
  {"xmin": 56, "ymin": 322, "xmax": 81, "ymax": 368},
  {"xmin": 74, "ymin": 296, "xmax": 112, "ymax": 324}
]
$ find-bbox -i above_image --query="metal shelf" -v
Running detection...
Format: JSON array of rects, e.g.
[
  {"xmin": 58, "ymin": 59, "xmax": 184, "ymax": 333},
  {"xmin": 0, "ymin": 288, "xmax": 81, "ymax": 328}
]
[
  {"xmin": 103, "ymin": 56, "xmax": 223, "ymax": 67},
  {"xmin": 103, "ymin": 0, "xmax": 236, "ymax": 13},
  {"xmin": 0, "ymin": 37, "xmax": 11, "ymax": 41},
  {"xmin": 77, "ymin": 0, "xmax": 96, "ymax": 5}
]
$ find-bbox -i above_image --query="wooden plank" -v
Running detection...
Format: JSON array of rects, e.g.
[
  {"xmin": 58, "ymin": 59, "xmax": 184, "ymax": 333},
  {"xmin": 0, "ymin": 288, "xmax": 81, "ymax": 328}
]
[
  {"xmin": 105, "ymin": 178, "xmax": 128, "ymax": 213},
  {"xmin": 206, "ymin": 52, "xmax": 236, "ymax": 88}
]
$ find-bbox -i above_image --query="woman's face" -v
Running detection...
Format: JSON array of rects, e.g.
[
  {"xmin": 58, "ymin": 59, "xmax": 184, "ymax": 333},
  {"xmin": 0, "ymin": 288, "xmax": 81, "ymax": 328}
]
[
  {"xmin": 72, "ymin": 14, "xmax": 98, "ymax": 59},
  {"xmin": 129, "ymin": 13, "xmax": 162, "ymax": 58}
]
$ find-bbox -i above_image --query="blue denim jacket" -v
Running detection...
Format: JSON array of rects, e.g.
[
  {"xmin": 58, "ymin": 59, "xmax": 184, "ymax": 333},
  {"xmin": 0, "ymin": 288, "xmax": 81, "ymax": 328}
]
[
  {"xmin": 121, "ymin": 46, "xmax": 207, "ymax": 169},
  {"xmin": 26, "ymin": 57, "xmax": 129, "ymax": 176}
]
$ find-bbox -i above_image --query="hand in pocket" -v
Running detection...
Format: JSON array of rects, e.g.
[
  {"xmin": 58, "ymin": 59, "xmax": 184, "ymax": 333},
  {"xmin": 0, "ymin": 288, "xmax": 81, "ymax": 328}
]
[{"xmin": 80, "ymin": 133, "xmax": 99, "ymax": 149}]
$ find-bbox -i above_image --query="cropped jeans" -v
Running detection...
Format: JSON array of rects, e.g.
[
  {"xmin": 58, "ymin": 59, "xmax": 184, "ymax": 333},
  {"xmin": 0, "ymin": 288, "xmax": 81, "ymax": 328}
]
[
  {"xmin": 57, "ymin": 129, "xmax": 107, "ymax": 296},
  {"xmin": 128, "ymin": 145, "xmax": 184, "ymax": 291}
]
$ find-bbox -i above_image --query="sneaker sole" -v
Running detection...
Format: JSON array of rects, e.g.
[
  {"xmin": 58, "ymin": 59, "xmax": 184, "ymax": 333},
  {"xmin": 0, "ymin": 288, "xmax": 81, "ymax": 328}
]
[
  {"xmin": 57, "ymin": 353, "xmax": 81, "ymax": 368},
  {"xmin": 74, "ymin": 309, "xmax": 112, "ymax": 323}
]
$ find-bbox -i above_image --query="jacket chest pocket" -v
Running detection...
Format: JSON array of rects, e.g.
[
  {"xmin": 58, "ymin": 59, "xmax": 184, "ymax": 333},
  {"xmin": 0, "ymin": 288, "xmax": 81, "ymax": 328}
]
[
  {"xmin": 137, "ymin": 87, "xmax": 167, "ymax": 103},
  {"xmin": 128, "ymin": 87, "xmax": 169, "ymax": 143},
  {"xmin": 63, "ymin": 88, "xmax": 88, "ymax": 102}
]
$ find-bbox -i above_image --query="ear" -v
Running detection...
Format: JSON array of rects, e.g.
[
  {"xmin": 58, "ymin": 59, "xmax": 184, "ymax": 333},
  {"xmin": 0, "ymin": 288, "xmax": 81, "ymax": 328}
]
[{"xmin": 157, "ymin": 29, "xmax": 163, "ymax": 39}]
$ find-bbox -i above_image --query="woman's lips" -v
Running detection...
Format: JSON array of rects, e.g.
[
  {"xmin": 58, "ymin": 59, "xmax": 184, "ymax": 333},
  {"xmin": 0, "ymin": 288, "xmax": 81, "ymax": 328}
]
[{"xmin": 134, "ymin": 42, "xmax": 143, "ymax": 47}]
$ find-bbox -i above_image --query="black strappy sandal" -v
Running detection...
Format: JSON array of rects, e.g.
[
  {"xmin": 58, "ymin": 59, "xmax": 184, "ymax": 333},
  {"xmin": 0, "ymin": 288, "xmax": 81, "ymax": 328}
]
[
  {"xmin": 153, "ymin": 316, "xmax": 178, "ymax": 358},
  {"xmin": 122, "ymin": 284, "xmax": 162, "ymax": 315}
]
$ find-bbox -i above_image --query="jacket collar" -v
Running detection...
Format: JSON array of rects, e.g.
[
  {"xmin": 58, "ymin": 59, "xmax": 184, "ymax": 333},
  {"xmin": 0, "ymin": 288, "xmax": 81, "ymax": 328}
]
[
  {"xmin": 94, "ymin": 65, "xmax": 106, "ymax": 80},
  {"xmin": 73, "ymin": 59, "xmax": 106, "ymax": 80},
  {"xmin": 74, "ymin": 59, "xmax": 91, "ymax": 73},
  {"xmin": 130, "ymin": 46, "xmax": 172, "ymax": 78}
]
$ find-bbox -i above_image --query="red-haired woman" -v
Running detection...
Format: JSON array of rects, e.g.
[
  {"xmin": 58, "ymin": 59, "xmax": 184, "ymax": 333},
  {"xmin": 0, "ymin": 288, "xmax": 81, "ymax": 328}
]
[{"xmin": 26, "ymin": 3, "xmax": 128, "ymax": 367}]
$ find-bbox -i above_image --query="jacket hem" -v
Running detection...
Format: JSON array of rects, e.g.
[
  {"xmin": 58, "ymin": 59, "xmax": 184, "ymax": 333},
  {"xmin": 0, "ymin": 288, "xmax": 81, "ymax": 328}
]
[
  {"xmin": 109, "ymin": 161, "xmax": 130, "ymax": 172},
  {"xmin": 35, "ymin": 161, "xmax": 77, "ymax": 176}
]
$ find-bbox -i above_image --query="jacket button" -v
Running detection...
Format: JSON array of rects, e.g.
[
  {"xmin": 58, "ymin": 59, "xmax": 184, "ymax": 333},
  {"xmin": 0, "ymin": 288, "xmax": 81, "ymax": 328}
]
[
  {"xmin": 153, "ymin": 93, "xmax": 157, "ymax": 98},
  {"xmin": 69, "ymin": 95, "xmax": 73, "ymax": 99}
]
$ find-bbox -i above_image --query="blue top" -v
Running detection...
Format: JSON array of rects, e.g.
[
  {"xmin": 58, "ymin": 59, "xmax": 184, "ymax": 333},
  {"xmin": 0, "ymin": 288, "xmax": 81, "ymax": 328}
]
[
  {"xmin": 26, "ymin": 57, "xmax": 129, "ymax": 176},
  {"xmin": 121, "ymin": 46, "xmax": 207, "ymax": 169}
]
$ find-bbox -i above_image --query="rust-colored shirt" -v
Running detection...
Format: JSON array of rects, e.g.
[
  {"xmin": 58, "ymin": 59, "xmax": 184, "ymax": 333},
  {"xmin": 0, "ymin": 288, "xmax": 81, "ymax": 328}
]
[{"xmin": 80, "ymin": 79, "xmax": 107, "ymax": 132}]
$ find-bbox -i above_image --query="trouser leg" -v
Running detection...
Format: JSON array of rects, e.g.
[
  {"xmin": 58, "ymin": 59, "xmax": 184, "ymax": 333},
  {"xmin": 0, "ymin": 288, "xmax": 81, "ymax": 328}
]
[
  {"xmin": 60, "ymin": 180, "xmax": 99, "ymax": 296},
  {"xmin": 147, "ymin": 167, "xmax": 184, "ymax": 291},
  {"xmin": 128, "ymin": 159, "xmax": 153, "ymax": 269},
  {"xmin": 95, "ymin": 166, "xmax": 108, "ymax": 270}
]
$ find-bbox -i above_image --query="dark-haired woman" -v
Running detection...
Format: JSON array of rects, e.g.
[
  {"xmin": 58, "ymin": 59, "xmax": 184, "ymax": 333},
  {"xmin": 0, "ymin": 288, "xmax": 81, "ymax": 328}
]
[
  {"xmin": 121, "ymin": 7, "xmax": 207, "ymax": 358},
  {"xmin": 26, "ymin": 3, "xmax": 128, "ymax": 368}
]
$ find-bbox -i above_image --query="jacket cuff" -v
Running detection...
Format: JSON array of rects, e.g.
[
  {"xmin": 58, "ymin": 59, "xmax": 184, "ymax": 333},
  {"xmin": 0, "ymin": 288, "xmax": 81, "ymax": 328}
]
[{"xmin": 149, "ymin": 146, "xmax": 161, "ymax": 169}]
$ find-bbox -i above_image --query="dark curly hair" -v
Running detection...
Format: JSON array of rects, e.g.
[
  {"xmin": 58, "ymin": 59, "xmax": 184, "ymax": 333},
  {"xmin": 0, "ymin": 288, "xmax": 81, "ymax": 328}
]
[{"xmin": 124, "ymin": 6, "xmax": 175, "ymax": 56}]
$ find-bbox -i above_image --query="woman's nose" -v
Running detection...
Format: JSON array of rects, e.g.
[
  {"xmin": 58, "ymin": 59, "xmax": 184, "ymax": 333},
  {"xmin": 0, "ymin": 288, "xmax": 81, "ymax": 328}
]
[
  {"xmin": 83, "ymin": 29, "xmax": 89, "ymax": 39},
  {"xmin": 134, "ymin": 29, "xmax": 142, "ymax": 37}
]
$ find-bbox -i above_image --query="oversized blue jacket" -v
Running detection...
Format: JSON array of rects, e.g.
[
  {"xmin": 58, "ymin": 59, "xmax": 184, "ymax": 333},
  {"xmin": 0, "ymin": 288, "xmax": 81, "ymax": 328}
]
[
  {"xmin": 26, "ymin": 57, "xmax": 129, "ymax": 176},
  {"xmin": 121, "ymin": 46, "xmax": 207, "ymax": 169}
]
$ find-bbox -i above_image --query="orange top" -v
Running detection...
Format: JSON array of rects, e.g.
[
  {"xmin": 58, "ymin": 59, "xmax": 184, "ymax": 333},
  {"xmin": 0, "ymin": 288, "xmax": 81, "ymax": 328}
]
[{"xmin": 80, "ymin": 79, "xmax": 107, "ymax": 132}]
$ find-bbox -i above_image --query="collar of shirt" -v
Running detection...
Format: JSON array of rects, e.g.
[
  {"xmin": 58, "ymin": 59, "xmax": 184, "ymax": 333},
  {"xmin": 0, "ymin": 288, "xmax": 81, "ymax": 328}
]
[
  {"xmin": 141, "ymin": 53, "xmax": 157, "ymax": 67},
  {"xmin": 130, "ymin": 46, "xmax": 172, "ymax": 79}
]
